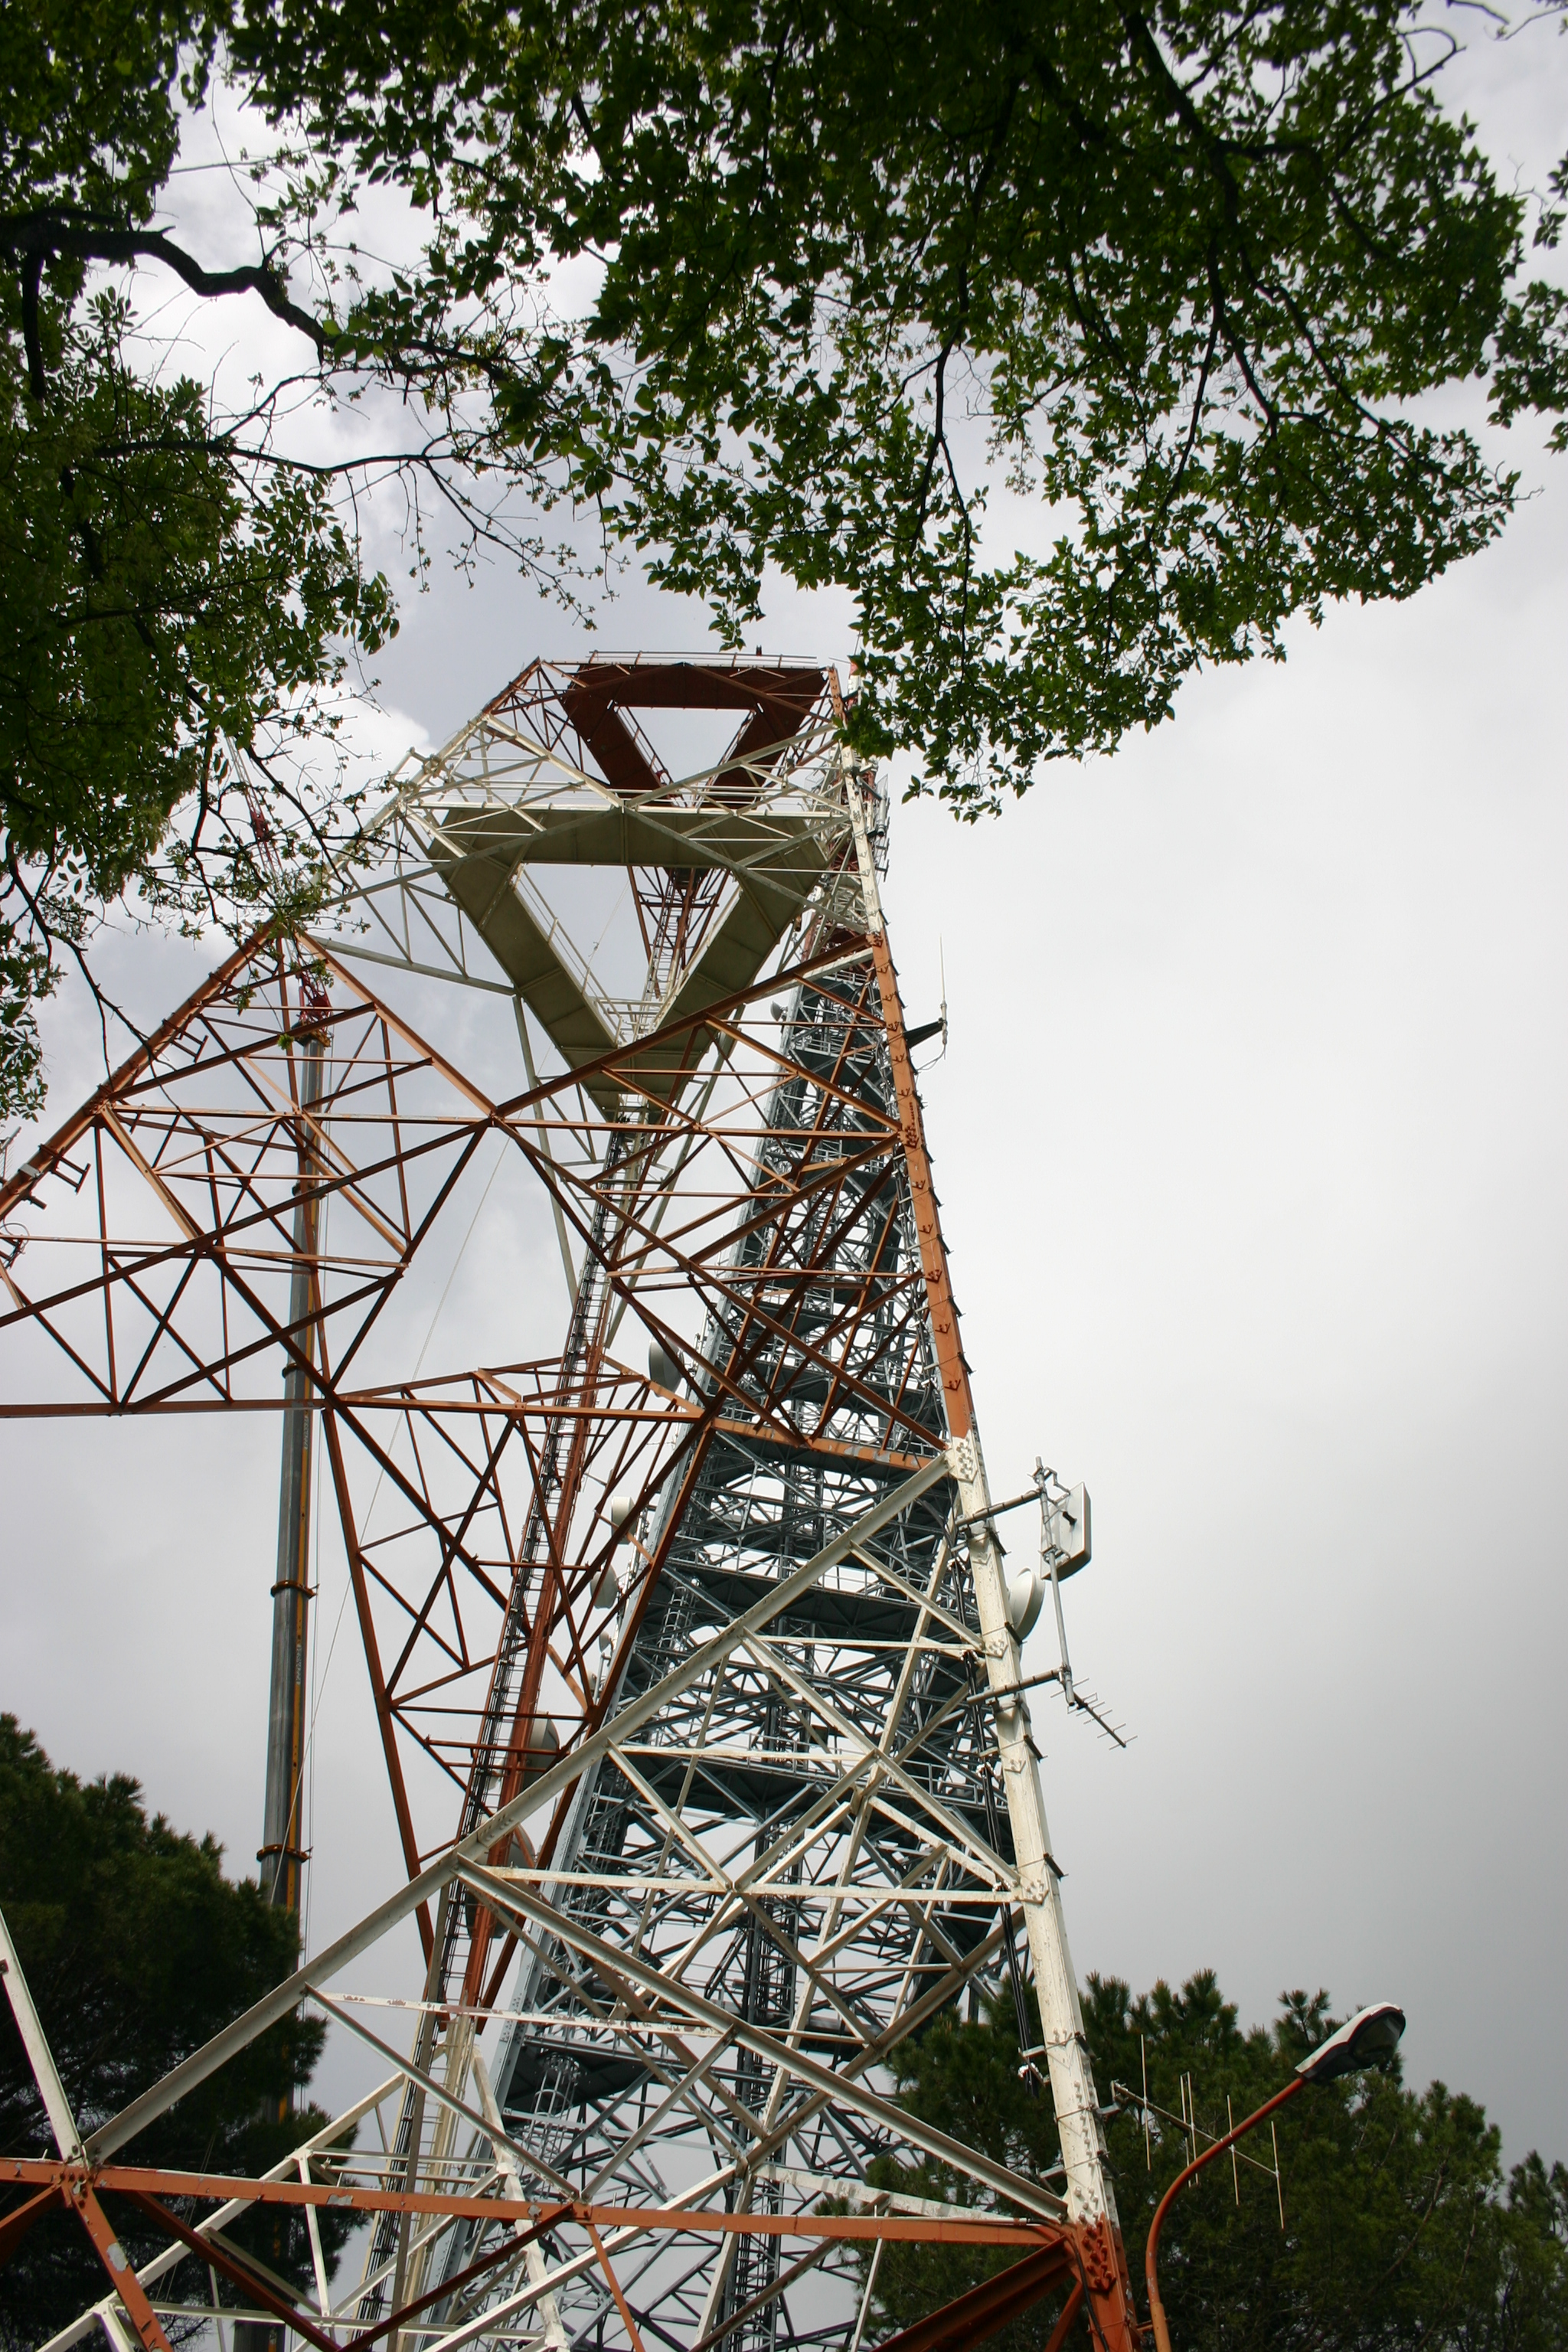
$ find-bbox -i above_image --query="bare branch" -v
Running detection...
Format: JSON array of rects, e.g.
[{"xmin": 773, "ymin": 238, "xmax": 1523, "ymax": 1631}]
[{"xmin": 1, "ymin": 212, "xmax": 328, "ymax": 358}]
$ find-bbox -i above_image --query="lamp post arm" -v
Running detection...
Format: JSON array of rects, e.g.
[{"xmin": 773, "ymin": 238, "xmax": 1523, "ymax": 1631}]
[{"xmin": 1143, "ymin": 2073, "xmax": 1305, "ymax": 2352}]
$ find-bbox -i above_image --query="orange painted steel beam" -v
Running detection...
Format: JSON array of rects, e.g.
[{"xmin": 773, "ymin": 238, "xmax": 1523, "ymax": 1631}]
[
  {"xmin": 866, "ymin": 929, "xmax": 973, "ymax": 1442},
  {"xmin": 586, "ymin": 2216, "xmax": 652, "ymax": 2352},
  {"xmin": 116, "ymin": 2187, "xmax": 341, "ymax": 2352},
  {"xmin": 68, "ymin": 2182, "xmax": 175, "ymax": 2351},
  {"xmin": 0, "ymin": 931, "xmax": 264, "ymax": 1222},
  {"xmin": 119, "ymin": 2182, "xmax": 560, "ymax": 2352},
  {"xmin": 0, "ymin": 2158, "xmax": 1057, "ymax": 2249},
  {"xmin": 0, "ymin": 2180, "xmax": 62, "ymax": 2262},
  {"xmin": 318, "ymin": 1399, "xmax": 433, "ymax": 1958},
  {"xmin": 871, "ymin": 2244, "xmax": 1080, "ymax": 2352}
]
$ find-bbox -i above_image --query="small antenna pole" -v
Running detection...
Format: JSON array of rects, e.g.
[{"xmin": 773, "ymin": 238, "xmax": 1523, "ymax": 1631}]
[
  {"xmin": 1034, "ymin": 1457, "xmax": 1074, "ymax": 1705},
  {"xmin": 1228, "ymin": 2096, "xmax": 1240, "ymax": 2203}
]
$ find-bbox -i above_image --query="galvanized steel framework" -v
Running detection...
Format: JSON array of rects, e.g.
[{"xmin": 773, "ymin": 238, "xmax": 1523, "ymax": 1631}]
[{"xmin": 0, "ymin": 659, "xmax": 1139, "ymax": 2352}]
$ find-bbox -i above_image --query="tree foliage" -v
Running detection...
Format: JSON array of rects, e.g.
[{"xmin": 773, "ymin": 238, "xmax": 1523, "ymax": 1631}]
[
  {"xmin": 4, "ymin": 0, "xmax": 1568, "ymax": 1116},
  {"xmin": 558, "ymin": 1, "xmax": 1536, "ymax": 794},
  {"xmin": 0, "ymin": 0, "xmax": 404, "ymax": 1118},
  {"xmin": 863, "ymin": 1971, "xmax": 1568, "ymax": 2352},
  {"xmin": 0, "ymin": 1717, "xmax": 346, "ymax": 2348}
]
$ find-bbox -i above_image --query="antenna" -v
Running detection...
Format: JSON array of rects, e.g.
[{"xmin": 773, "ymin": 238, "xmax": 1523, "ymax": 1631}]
[
  {"xmin": 906, "ymin": 941, "xmax": 949, "ymax": 1067},
  {"xmin": 1030, "ymin": 1459, "xmax": 1132, "ymax": 1749}
]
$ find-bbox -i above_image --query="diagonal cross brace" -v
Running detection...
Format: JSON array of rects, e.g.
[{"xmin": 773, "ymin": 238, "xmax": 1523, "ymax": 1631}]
[
  {"xmin": 456, "ymin": 1859, "xmax": 1066, "ymax": 2225},
  {"xmin": 0, "ymin": 1906, "xmax": 83, "ymax": 2162},
  {"xmin": 0, "ymin": 1907, "xmax": 173, "ymax": 2350},
  {"xmin": 84, "ymin": 1453, "xmax": 953, "ymax": 2161}
]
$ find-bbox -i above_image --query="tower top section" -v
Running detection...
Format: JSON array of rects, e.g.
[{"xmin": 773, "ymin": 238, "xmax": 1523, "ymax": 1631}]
[{"xmin": 361, "ymin": 655, "xmax": 862, "ymax": 1109}]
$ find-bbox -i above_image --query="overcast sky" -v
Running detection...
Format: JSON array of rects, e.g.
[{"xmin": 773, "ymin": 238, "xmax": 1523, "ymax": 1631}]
[{"xmin": 2, "ymin": 15, "xmax": 1565, "ymax": 2172}]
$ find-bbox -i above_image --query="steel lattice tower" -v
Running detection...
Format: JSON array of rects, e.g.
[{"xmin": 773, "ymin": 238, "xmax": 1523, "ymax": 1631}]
[
  {"xmin": 462, "ymin": 942, "xmax": 970, "ymax": 2351},
  {"xmin": 0, "ymin": 659, "xmax": 1138, "ymax": 2352}
]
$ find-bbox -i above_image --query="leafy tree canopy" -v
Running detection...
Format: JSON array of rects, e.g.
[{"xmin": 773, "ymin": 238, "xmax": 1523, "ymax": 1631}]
[
  {"xmin": 864, "ymin": 1969, "xmax": 1568, "ymax": 2352},
  {"xmin": 4, "ymin": 0, "xmax": 1568, "ymax": 1116},
  {"xmin": 0, "ymin": 1717, "xmax": 346, "ymax": 2347}
]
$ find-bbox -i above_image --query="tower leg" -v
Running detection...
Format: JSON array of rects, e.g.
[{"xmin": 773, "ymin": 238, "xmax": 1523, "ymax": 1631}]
[{"xmin": 847, "ymin": 775, "xmax": 1142, "ymax": 2351}]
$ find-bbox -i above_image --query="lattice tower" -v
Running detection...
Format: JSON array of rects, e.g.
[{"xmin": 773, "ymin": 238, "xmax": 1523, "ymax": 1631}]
[{"xmin": 0, "ymin": 659, "xmax": 1138, "ymax": 2352}]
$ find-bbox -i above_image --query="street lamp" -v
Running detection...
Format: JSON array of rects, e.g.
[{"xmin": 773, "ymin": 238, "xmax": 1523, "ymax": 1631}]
[{"xmin": 1143, "ymin": 2003, "xmax": 1406, "ymax": 2352}]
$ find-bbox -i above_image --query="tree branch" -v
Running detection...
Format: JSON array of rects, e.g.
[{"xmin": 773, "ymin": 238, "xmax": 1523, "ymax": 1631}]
[
  {"xmin": 2, "ymin": 848, "xmax": 149, "ymax": 1081},
  {"xmin": 20, "ymin": 256, "xmax": 44, "ymax": 403},
  {"xmin": 1, "ymin": 212, "xmax": 328, "ymax": 358}
]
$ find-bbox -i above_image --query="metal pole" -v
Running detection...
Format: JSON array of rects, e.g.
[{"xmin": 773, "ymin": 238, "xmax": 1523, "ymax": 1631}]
[
  {"xmin": 1144, "ymin": 2075, "xmax": 1305, "ymax": 2352},
  {"xmin": 259, "ymin": 1022, "xmax": 324, "ymax": 1917},
  {"xmin": 244, "ymin": 1011, "xmax": 323, "ymax": 2352}
]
